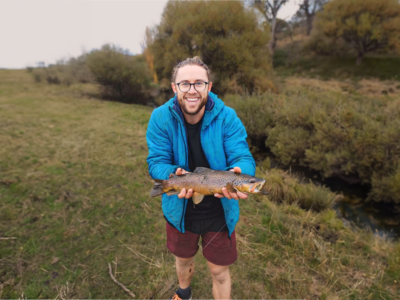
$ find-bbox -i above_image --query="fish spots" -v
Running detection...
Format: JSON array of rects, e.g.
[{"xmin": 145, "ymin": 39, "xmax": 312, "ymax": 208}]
[{"xmin": 162, "ymin": 169, "xmax": 263, "ymax": 196}]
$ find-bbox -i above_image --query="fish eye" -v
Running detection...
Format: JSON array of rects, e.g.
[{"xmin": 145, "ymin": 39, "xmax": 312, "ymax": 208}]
[{"xmin": 250, "ymin": 179, "xmax": 256, "ymax": 183}]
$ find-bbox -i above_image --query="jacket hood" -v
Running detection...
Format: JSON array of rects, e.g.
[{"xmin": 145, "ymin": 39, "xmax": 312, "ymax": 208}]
[{"xmin": 166, "ymin": 92, "xmax": 225, "ymax": 128}]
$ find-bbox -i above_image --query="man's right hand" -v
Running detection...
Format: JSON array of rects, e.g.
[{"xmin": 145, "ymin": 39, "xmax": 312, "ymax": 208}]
[{"xmin": 175, "ymin": 168, "xmax": 193, "ymax": 199}]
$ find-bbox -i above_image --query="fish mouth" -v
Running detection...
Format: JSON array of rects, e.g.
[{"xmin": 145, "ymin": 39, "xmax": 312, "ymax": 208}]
[{"xmin": 253, "ymin": 181, "xmax": 268, "ymax": 195}]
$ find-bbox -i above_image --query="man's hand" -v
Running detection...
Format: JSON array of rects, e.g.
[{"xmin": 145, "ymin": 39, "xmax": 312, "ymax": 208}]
[
  {"xmin": 175, "ymin": 168, "xmax": 193, "ymax": 199},
  {"xmin": 214, "ymin": 167, "xmax": 249, "ymax": 200}
]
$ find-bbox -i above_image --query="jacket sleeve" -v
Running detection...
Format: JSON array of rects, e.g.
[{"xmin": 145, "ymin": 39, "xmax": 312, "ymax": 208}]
[
  {"xmin": 146, "ymin": 109, "xmax": 181, "ymax": 180},
  {"xmin": 223, "ymin": 108, "xmax": 256, "ymax": 176}
]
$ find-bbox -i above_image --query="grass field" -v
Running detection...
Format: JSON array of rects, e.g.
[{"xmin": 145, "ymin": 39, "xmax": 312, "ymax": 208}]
[{"xmin": 0, "ymin": 69, "xmax": 399, "ymax": 299}]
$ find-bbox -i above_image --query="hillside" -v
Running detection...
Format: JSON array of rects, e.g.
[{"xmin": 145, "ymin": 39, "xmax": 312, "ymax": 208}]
[{"xmin": 0, "ymin": 70, "xmax": 399, "ymax": 299}]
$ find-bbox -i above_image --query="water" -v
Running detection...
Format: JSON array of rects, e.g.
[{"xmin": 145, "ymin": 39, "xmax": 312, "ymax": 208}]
[
  {"xmin": 333, "ymin": 196, "xmax": 400, "ymax": 239},
  {"xmin": 327, "ymin": 178, "xmax": 400, "ymax": 239},
  {"xmin": 255, "ymin": 152, "xmax": 400, "ymax": 239}
]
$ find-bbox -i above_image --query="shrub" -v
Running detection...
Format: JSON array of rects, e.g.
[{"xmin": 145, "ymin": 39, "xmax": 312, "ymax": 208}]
[
  {"xmin": 257, "ymin": 168, "xmax": 339, "ymax": 211},
  {"xmin": 224, "ymin": 93, "xmax": 274, "ymax": 141},
  {"xmin": 303, "ymin": 29, "xmax": 350, "ymax": 56},
  {"xmin": 30, "ymin": 54, "xmax": 93, "ymax": 86},
  {"xmin": 67, "ymin": 54, "xmax": 93, "ymax": 84},
  {"xmin": 368, "ymin": 165, "xmax": 400, "ymax": 203},
  {"xmin": 86, "ymin": 44, "xmax": 153, "ymax": 104},
  {"xmin": 225, "ymin": 90, "xmax": 400, "ymax": 204},
  {"xmin": 296, "ymin": 183, "xmax": 340, "ymax": 212},
  {"xmin": 31, "ymin": 67, "xmax": 64, "ymax": 85},
  {"xmin": 266, "ymin": 126, "xmax": 311, "ymax": 165},
  {"xmin": 273, "ymin": 49, "xmax": 288, "ymax": 68}
]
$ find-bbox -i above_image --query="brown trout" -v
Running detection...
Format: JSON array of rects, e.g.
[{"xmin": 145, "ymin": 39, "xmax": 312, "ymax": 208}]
[{"xmin": 150, "ymin": 167, "xmax": 268, "ymax": 204}]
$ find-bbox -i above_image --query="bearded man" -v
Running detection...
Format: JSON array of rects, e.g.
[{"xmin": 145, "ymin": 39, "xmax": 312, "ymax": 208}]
[{"xmin": 146, "ymin": 57, "xmax": 255, "ymax": 299}]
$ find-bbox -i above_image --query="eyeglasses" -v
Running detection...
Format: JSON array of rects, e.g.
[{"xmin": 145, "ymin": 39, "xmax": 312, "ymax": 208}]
[{"xmin": 176, "ymin": 81, "xmax": 208, "ymax": 93}]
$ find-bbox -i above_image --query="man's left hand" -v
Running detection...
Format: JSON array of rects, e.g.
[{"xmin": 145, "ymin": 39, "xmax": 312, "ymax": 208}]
[{"xmin": 214, "ymin": 167, "xmax": 249, "ymax": 200}]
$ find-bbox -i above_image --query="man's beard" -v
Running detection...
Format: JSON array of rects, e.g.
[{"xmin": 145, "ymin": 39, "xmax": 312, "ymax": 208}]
[{"xmin": 178, "ymin": 94, "xmax": 208, "ymax": 116}]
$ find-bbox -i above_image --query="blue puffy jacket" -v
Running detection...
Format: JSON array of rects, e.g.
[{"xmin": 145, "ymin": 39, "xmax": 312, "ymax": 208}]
[{"xmin": 146, "ymin": 92, "xmax": 256, "ymax": 237}]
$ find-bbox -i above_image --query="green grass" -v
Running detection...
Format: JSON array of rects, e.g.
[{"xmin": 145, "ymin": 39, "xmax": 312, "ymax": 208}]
[
  {"xmin": 277, "ymin": 55, "xmax": 400, "ymax": 82},
  {"xmin": 0, "ymin": 69, "xmax": 399, "ymax": 299}
]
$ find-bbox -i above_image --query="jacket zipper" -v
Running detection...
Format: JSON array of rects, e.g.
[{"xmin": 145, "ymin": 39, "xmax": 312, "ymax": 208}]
[{"xmin": 170, "ymin": 107, "xmax": 189, "ymax": 232}]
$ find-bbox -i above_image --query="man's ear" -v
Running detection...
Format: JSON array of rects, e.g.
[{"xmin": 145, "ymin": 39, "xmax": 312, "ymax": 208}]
[
  {"xmin": 208, "ymin": 81, "xmax": 213, "ymax": 92},
  {"xmin": 171, "ymin": 83, "xmax": 177, "ymax": 94}
]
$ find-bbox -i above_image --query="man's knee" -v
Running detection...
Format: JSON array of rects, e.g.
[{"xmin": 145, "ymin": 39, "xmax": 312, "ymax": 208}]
[
  {"xmin": 209, "ymin": 265, "xmax": 230, "ymax": 284},
  {"xmin": 175, "ymin": 256, "xmax": 195, "ymax": 268}
]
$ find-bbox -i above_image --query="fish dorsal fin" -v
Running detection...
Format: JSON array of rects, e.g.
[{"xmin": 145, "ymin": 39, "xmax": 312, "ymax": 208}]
[
  {"xmin": 192, "ymin": 192, "xmax": 205, "ymax": 204},
  {"xmin": 226, "ymin": 183, "xmax": 237, "ymax": 193},
  {"xmin": 193, "ymin": 167, "xmax": 212, "ymax": 173},
  {"xmin": 169, "ymin": 173, "xmax": 188, "ymax": 179}
]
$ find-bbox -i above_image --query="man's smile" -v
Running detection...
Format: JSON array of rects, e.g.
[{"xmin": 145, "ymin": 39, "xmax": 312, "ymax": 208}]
[{"xmin": 185, "ymin": 97, "xmax": 200, "ymax": 103}]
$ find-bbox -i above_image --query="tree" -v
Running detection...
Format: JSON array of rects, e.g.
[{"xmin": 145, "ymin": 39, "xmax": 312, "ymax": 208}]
[
  {"xmin": 252, "ymin": 0, "xmax": 288, "ymax": 54},
  {"xmin": 141, "ymin": 27, "xmax": 158, "ymax": 84},
  {"xmin": 147, "ymin": 0, "xmax": 274, "ymax": 95},
  {"xmin": 298, "ymin": 0, "xmax": 328, "ymax": 35},
  {"xmin": 315, "ymin": 0, "xmax": 400, "ymax": 65}
]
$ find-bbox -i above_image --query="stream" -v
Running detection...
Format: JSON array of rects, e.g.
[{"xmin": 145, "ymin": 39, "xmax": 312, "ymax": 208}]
[
  {"xmin": 255, "ymin": 152, "xmax": 400, "ymax": 240},
  {"xmin": 327, "ymin": 178, "xmax": 400, "ymax": 239}
]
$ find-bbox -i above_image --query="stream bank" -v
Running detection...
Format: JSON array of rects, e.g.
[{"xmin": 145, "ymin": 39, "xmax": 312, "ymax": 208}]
[{"xmin": 254, "ymin": 150, "xmax": 400, "ymax": 239}]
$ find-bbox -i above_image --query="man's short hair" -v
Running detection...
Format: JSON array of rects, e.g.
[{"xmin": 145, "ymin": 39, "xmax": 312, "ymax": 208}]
[{"xmin": 171, "ymin": 56, "xmax": 211, "ymax": 83}]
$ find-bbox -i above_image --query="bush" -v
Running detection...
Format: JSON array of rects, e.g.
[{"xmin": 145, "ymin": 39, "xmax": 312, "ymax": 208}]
[
  {"xmin": 30, "ymin": 54, "xmax": 93, "ymax": 86},
  {"xmin": 303, "ymin": 29, "xmax": 350, "ymax": 56},
  {"xmin": 257, "ymin": 168, "xmax": 340, "ymax": 211},
  {"xmin": 368, "ymin": 165, "xmax": 400, "ymax": 203},
  {"xmin": 29, "ymin": 45, "xmax": 154, "ymax": 105},
  {"xmin": 224, "ymin": 93, "xmax": 274, "ymax": 141},
  {"xmin": 273, "ymin": 49, "xmax": 288, "ymax": 68},
  {"xmin": 225, "ymin": 90, "xmax": 400, "ymax": 204},
  {"xmin": 67, "ymin": 54, "xmax": 93, "ymax": 84},
  {"xmin": 266, "ymin": 126, "xmax": 311, "ymax": 165},
  {"xmin": 86, "ymin": 44, "xmax": 153, "ymax": 104},
  {"xmin": 31, "ymin": 67, "xmax": 70, "ymax": 86}
]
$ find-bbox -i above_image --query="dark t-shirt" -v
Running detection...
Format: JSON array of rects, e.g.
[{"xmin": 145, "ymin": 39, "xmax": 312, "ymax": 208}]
[{"xmin": 164, "ymin": 115, "xmax": 227, "ymax": 234}]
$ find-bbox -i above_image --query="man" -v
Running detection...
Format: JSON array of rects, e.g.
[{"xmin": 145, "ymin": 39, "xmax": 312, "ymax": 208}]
[{"xmin": 146, "ymin": 57, "xmax": 255, "ymax": 299}]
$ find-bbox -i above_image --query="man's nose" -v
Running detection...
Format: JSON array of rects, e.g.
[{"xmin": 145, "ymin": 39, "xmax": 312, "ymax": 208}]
[{"xmin": 188, "ymin": 84, "xmax": 197, "ymax": 93}]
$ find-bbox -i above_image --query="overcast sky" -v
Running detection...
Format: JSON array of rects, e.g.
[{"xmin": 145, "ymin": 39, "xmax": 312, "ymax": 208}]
[{"xmin": 0, "ymin": 0, "xmax": 299, "ymax": 69}]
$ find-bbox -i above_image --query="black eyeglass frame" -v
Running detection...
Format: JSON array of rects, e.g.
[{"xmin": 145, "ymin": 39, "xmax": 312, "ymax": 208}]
[{"xmin": 176, "ymin": 81, "xmax": 209, "ymax": 93}]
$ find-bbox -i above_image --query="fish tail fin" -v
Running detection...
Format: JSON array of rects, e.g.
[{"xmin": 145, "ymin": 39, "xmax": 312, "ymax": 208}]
[{"xmin": 150, "ymin": 179, "xmax": 165, "ymax": 197}]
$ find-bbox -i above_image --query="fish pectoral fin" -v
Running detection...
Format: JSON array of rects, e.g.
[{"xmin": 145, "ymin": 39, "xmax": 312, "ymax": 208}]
[
  {"xmin": 193, "ymin": 167, "xmax": 212, "ymax": 173},
  {"xmin": 225, "ymin": 183, "xmax": 237, "ymax": 193},
  {"xmin": 166, "ymin": 190, "xmax": 179, "ymax": 196},
  {"xmin": 192, "ymin": 192, "xmax": 205, "ymax": 204}
]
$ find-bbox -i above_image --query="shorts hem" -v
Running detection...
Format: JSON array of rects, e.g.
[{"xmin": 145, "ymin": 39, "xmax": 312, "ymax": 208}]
[
  {"xmin": 166, "ymin": 244, "xmax": 199, "ymax": 259},
  {"xmin": 203, "ymin": 252, "xmax": 238, "ymax": 266}
]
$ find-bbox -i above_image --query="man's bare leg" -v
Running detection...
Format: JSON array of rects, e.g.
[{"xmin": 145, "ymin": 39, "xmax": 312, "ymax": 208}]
[
  {"xmin": 175, "ymin": 255, "xmax": 195, "ymax": 289},
  {"xmin": 207, "ymin": 260, "xmax": 231, "ymax": 299}
]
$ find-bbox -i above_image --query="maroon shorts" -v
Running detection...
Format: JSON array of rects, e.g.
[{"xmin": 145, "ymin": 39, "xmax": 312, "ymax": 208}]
[{"xmin": 166, "ymin": 222, "xmax": 237, "ymax": 266}]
